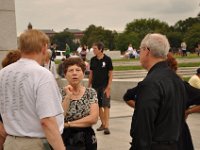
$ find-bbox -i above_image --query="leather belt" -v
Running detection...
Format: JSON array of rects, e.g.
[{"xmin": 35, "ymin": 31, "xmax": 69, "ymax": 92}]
[{"xmin": 8, "ymin": 135, "xmax": 46, "ymax": 139}]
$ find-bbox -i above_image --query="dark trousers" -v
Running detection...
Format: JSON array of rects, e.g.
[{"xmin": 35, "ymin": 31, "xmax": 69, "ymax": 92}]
[
  {"xmin": 151, "ymin": 143, "xmax": 178, "ymax": 150},
  {"xmin": 129, "ymin": 143, "xmax": 178, "ymax": 150}
]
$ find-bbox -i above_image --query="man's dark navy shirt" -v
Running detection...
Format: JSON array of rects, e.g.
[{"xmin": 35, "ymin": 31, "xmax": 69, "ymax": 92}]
[{"xmin": 130, "ymin": 61, "xmax": 186, "ymax": 150}]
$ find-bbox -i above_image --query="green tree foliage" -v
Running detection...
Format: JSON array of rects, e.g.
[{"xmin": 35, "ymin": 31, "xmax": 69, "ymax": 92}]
[
  {"xmin": 166, "ymin": 32, "xmax": 183, "ymax": 52},
  {"xmin": 125, "ymin": 18, "xmax": 169, "ymax": 40},
  {"xmin": 115, "ymin": 32, "xmax": 140, "ymax": 52},
  {"xmin": 51, "ymin": 31, "xmax": 77, "ymax": 51},
  {"xmin": 174, "ymin": 17, "xmax": 200, "ymax": 33},
  {"xmin": 184, "ymin": 23, "xmax": 200, "ymax": 51},
  {"xmin": 81, "ymin": 25, "xmax": 116, "ymax": 50}
]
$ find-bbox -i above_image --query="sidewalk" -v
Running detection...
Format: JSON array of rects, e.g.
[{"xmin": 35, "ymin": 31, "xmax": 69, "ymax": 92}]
[{"xmin": 95, "ymin": 100, "xmax": 200, "ymax": 150}]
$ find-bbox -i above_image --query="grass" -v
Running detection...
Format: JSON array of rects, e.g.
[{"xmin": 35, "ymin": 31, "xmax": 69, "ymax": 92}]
[
  {"xmin": 112, "ymin": 53, "xmax": 200, "ymax": 62},
  {"xmin": 113, "ymin": 62, "xmax": 200, "ymax": 71},
  {"xmin": 178, "ymin": 62, "xmax": 200, "ymax": 67},
  {"xmin": 114, "ymin": 66, "xmax": 143, "ymax": 71}
]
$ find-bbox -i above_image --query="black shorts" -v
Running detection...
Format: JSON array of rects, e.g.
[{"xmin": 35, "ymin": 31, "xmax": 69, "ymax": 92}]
[{"xmin": 95, "ymin": 87, "xmax": 111, "ymax": 108}]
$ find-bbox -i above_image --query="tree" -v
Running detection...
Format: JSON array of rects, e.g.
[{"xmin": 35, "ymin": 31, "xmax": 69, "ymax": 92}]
[
  {"xmin": 51, "ymin": 31, "xmax": 77, "ymax": 51},
  {"xmin": 115, "ymin": 32, "xmax": 140, "ymax": 52},
  {"xmin": 166, "ymin": 31, "xmax": 183, "ymax": 53},
  {"xmin": 184, "ymin": 23, "xmax": 200, "ymax": 52},
  {"xmin": 174, "ymin": 17, "xmax": 200, "ymax": 33},
  {"xmin": 81, "ymin": 25, "xmax": 116, "ymax": 50},
  {"xmin": 125, "ymin": 18, "xmax": 169, "ymax": 41}
]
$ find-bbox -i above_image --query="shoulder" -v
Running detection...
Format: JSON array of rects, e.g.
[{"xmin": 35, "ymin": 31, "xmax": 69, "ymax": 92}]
[
  {"xmin": 91, "ymin": 56, "xmax": 97, "ymax": 61},
  {"xmin": 104, "ymin": 54, "xmax": 112, "ymax": 60},
  {"xmin": 86, "ymin": 87, "xmax": 97, "ymax": 94},
  {"xmin": 85, "ymin": 88, "xmax": 98, "ymax": 103}
]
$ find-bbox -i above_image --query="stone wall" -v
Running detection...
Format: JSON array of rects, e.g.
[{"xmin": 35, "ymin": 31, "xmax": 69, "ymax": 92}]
[
  {"xmin": 57, "ymin": 78, "xmax": 138, "ymax": 101},
  {"xmin": 0, "ymin": 0, "xmax": 17, "ymax": 68},
  {"xmin": 86, "ymin": 51, "xmax": 122, "ymax": 60}
]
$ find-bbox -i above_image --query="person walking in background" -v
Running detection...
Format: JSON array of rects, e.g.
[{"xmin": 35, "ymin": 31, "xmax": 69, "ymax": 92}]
[
  {"xmin": 188, "ymin": 68, "xmax": 200, "ymax": 89},
  {"xmin": 44, "ymin": 49, "xmax": 58, "ymax": 79},
  {"xmin": 58, "ymin": 58, "xmax": 66, "ymax": 78},
  {"xmin": 50, "ymin": 43, "xmax": 57, "ymax": 61},
  {"xmin": 64, "ymin": 43, "xmax": 71, "ymax": 58},
  {"xmin": 88, "ymin": 42, "xmax": 113, "ymax": 135},
  {"xmin": 181, "ymin": 42, "xmax": 187, "ymax": 57},
  {"xmin": 0, "ymin": 29, "xmax": 65, "ymax": 150},
  {"xmin": 124, "ymin": 43, "xmax": 134, "ymax": 59},
  {"xmin": 80, "ymin": 44, "xmax": 88, "ymax": 61},
  {"xmin": 62, "ymin": 57, "xmax": 98, "ymax": 150},
  {"xmin": 130, "ymin": 33, "xmax": 186, "ymax": 150}
]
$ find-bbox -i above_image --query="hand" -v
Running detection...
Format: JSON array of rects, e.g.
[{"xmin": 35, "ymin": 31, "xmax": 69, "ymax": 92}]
[
  {"xmin": 64, "ymin": 85, "xmax": 73, "ymax": 97},
  {"xmin": 185, "ymin": 109, "xmax": 191, "ymax": 120},
  {"xmin": 104, "ymin": 87, "xmax": 110, "ymax": 98}
]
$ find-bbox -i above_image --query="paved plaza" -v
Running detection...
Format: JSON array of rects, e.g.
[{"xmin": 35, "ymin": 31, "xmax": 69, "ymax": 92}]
[{"xmin": 95, "ymin": 100, "xmax": 200, "ymax": 150}]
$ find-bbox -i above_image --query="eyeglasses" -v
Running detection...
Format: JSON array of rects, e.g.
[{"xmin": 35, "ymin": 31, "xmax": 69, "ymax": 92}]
[{"xmin": 140, "ymin": 47, "xmax": 150, "ymax": 51}]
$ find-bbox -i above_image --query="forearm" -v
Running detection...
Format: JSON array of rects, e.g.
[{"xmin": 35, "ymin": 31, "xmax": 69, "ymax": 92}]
[
  {"xmin": 106, "ymin": 71, "xmax": 113, "ymax": 89},
  {"xmin": 65, "ymin": 104, "xmax": 99, "ymax": 128},
  {"xmin": 125, "ymin": 100, "xmax": 135, "ymax": 108},
  {"xmin": 66, "ymin": 115, "xmax": 98, "ymax": 128},
  {"xmin": 62, "ymin": 95, "xmax": 70, "ymax": 117},
  {"xmin": 88, "ymin": 71, "xmax": 93, "ymax": 87},
  {"xmin": 41, "ymin": 117, "xmax": 65, "ymax": 150},
  {"xmin": 187, "ymin": 105, "xmax": 200, "ymax": 114},
  {"xmin": 0, "ymin": 122, "xmax": 7, "ymax": 143}
]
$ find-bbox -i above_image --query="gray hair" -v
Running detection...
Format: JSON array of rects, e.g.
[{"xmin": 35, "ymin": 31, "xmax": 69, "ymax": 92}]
[{"xmin": 140, "ymin": 33, "xmax": 170, "ymax": 58}]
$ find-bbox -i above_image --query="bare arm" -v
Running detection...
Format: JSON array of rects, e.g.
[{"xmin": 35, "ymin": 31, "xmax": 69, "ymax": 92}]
[
  {"xmin": 65, "ymin": 103, "xmax": 99, "ymax": 128},
  {"xmin": 125, "ymin": 100, "xmax": 135, "ymax": 108},
  {"xmin": 88, "ymin": 70, "xmax": 93, "ymax": 88},
  {"xmin": 185, "ymin": 105, "xmax": 200, "ymax": 119},
  {"xmin": 41, "ymin": 117, "xmax": 65, "ymax": 150},
  {"xmin": 0, "ymin": 122, "xmax": 7, "ymax": 149},
  {"xmin": 104, "ymin": 70, "xmax": 113, "ymax": 98}
]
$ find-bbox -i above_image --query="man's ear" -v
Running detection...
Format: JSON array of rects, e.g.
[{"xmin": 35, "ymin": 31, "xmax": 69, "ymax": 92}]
[
  {"xmin": 41, "ymin": 44, "xmax": 47, "ymax": 55},
  {"xmin": 145, "ymin": 49, "xmax": 150, "ymax": 56}
]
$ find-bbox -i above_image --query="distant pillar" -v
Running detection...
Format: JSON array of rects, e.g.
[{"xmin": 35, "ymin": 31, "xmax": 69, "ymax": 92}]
[{"xmin": 0, "ymin": 0, "xmax": 17, "ymax": 68}]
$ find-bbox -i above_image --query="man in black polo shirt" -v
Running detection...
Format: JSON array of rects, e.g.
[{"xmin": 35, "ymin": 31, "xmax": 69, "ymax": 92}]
[
  {"xmin": 88, "ymin": 42, "xmax": 113, "ymax": 135},
  {"xmin": 130, "ymin": 33, "xmax": 186, "ymax": 150}
]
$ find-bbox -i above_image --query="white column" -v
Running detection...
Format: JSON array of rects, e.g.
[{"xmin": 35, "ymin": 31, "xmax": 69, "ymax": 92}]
[{"xmin": 0, "ymin": 0, "xmax": 17, "ymax": 68}]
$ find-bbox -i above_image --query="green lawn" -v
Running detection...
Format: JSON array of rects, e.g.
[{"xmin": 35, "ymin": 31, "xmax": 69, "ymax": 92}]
[{"xmin": 113, "ymin": 62, "xmax": 200, "ymax": 71}]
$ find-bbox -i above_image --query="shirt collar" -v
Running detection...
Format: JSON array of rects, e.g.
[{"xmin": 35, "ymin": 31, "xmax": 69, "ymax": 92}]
[{"xmin": 147, "ymin": 61, "xmax": 168, "ymax": 75}]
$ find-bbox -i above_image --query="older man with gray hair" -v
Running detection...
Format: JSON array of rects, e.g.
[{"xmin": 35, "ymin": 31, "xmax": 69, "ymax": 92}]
[{"xmin": 130, "ymin": 33, "xmax": 186, "ymax": 150}]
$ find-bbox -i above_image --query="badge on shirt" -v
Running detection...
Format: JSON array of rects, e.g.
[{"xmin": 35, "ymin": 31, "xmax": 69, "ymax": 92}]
[{"xmin": 102, "ymin": 62, "xmax": 106, "ymax": 68}]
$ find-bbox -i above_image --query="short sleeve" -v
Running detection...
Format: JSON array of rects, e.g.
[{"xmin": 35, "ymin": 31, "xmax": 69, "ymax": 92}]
[
  {"xmin": 90, "ymin": 58, "xmax": 94, "ymax": 71},
  {"xmin": 88, "ymin": 88, "xmax": 98, "ymax": 104},
  {"xmin": 123, "ymin": 87, "xmax": 137, "ymax": 102},
  {"xmin": 107, "ymin": 57, "xmax": 113, "ymax": 71},
  {"xmin": 36, "ymin": 79, "xmax": 63, "ymax": 119}
]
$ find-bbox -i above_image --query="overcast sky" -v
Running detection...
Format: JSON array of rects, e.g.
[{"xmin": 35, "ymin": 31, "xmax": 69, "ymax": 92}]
[{"xmin": 15, "ymin": 0, "xmax": 199, "ymax": 35}]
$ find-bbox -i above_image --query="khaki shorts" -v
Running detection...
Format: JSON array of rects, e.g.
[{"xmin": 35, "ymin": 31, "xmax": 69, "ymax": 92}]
[
  {"xmin": 95, "ymin": 87, "xmax": 111, "ymax": 108},
  {"xmin": 4, "ymin": 135, "xmax": 50, "ymax": 150}
]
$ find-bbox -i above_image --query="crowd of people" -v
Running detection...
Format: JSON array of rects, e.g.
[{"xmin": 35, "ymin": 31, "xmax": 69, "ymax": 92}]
[{"xmin": 0, "ymin": 29, "xmax": 200, "ymax": 150}]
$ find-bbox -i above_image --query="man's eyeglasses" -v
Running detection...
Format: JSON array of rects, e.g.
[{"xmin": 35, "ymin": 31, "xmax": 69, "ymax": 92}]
[{"xmin": 140, "ymin": 47, "xmax": 150, "ymax": 51}]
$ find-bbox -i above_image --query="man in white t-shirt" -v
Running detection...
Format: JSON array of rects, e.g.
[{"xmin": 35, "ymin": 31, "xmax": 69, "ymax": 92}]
[{"xmin": 0, "ymin": 29, "xmax": 65, "ymax": 150}]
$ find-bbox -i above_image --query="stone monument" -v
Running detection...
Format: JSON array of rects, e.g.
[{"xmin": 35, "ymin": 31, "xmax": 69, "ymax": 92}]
[{"xmin": 0, "ymin": 0, "xmax": 17, "ymax": 68}]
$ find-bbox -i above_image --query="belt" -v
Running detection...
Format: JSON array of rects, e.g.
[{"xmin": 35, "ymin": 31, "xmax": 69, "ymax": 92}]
[
  {"xmin": 8, "ymin": 135, "xmax": 46, "ymax": 139},
  {"xmin": 152, "ymin": 141, "xmax": 176, "ymax": 145}
]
